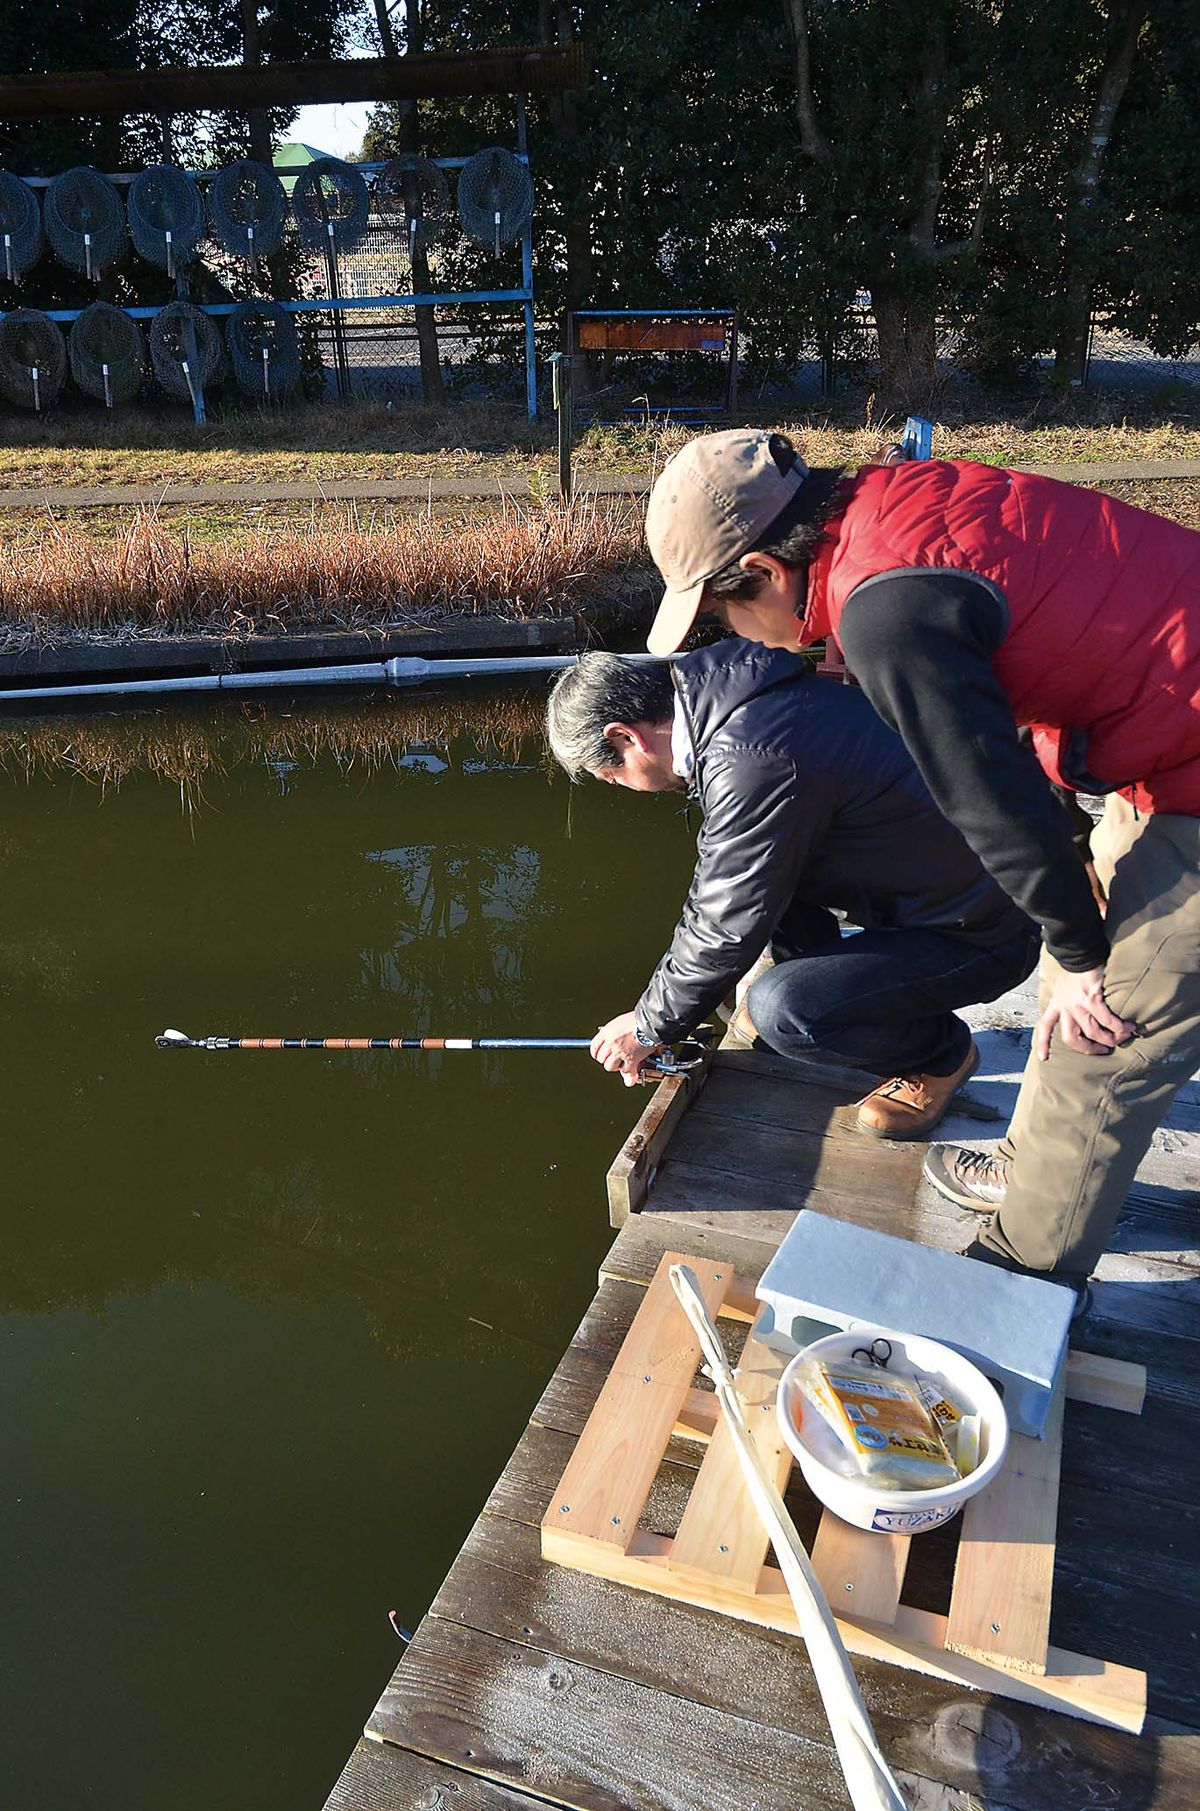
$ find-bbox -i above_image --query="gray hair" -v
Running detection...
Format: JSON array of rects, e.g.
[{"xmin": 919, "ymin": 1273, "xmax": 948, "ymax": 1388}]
[{"xmin": 546, "ymin": 653, "xmax": 676, "ymax": 780}]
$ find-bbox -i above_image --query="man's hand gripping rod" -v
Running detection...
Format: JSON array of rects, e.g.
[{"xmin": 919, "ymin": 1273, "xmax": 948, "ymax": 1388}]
[{"xmin": 156, "ymin": 1028, "xmax": 712, "ymax": 1078}]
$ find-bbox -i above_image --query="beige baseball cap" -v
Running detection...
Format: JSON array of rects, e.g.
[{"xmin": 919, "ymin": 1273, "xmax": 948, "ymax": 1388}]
[{"xmin": 645, "ymin": 430, "xmax": 808, "ymax": 656}]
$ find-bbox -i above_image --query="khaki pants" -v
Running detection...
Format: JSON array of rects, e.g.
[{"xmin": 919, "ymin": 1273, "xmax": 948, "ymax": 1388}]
[{"xmin": 981, "ymin": 793, "xmax": 1200, "ymax": 1277}]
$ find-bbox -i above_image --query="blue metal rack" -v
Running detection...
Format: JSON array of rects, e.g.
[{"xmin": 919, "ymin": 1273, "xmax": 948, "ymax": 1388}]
[{"xmin": 1, "ymin": 103, "xmax": 539, "ymax": 422}]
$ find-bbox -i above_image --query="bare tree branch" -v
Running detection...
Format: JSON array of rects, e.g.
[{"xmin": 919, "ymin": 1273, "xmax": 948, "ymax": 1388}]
[
  {"xmin": 927, "ymin": 135, "xmax": 996, "ymax": 263},
  {"xmin": 783, "ymin": 0, "xmax": 829, "ymax": 160}
]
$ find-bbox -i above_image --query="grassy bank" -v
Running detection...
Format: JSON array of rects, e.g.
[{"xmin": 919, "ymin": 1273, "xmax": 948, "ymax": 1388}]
[
  {"xmin": 3, "ymin": 390, "xmax": 1200, "ymax": 494},
  {"xmin": 0, "ymin": 496, "xmax": 651, "ymax": 642},
  {"xmin": 2, "ymin": 391, "xmax": 1198, "ymax": 645}
]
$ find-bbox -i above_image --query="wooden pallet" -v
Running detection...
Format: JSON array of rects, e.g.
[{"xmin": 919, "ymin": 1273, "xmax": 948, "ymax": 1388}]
[{"xmin": 541, "ymin": 1252, "xmax": 1149, "ymax": 1734}]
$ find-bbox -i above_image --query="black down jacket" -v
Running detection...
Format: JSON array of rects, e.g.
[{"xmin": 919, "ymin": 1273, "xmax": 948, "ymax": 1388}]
[{"xmin": 635, "ymin": 638, "xmax": 1032, "ymax": 1043}]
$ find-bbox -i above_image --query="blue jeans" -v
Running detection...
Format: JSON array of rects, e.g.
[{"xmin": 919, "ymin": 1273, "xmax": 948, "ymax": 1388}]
[{"xmin": 747, "ymin": 910, "xmax": 1039, "ymax": 1077}]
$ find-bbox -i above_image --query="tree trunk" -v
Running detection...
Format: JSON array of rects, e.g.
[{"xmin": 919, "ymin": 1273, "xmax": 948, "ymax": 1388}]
[
  {"xmin": 1054, "ymin": 3, "xmax": 1147, "ymax": 384},
  {"xmin": 388, "ymin": 0, "xmax": 444, "ymax": 405},
  {"xmin": 872, "ymin": 287, "xmax": 939, "ymax": 410},
  {"xmin": 541, "ymin": 0, "xmax": 595, "ymax": 392},
  {"xmin": 240, "ymin": 0, "xmax": 274, "ymax": 167}
]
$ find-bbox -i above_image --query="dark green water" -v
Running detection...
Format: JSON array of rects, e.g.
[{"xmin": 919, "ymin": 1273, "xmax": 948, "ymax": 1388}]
[{"xmin": 0, "ymin": 698, "xmax": 695, "ymax": 1810}]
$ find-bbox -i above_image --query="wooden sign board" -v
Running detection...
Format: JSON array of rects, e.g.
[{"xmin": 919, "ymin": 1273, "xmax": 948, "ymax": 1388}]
[{"xmin": 577, "ymin": 320, "xmax": 727, "ymax": 353}]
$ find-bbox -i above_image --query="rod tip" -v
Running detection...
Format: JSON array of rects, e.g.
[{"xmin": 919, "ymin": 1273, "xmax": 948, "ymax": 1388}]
[{"xmin": 156, "ymin": 1028, "xmax": 191, "ymax": 1047}]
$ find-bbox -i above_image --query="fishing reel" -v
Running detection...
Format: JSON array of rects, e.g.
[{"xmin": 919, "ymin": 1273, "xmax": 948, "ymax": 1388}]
[{"xmin": 642, "ymin": 1028, "xmax": 715, "ymax": 1077}]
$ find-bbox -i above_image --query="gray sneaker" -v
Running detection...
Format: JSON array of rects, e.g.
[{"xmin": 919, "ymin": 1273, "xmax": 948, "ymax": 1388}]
[{"xmin": 924, "ymin": 1144, "xmax": 1012, "ymax": 1212}]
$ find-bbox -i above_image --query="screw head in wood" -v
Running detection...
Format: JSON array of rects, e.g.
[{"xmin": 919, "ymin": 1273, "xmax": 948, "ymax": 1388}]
[
  {"xmin": 559, "ymin": 1504, "xmax": 570, "ymax": 1514},
  {"xmin": 611, "ymin": 1515, "xmax": 621, "ymax": 1526},
  {"xmin": 991, "ymin": 1621, "xmax": 1002, "ymax": 1633}
]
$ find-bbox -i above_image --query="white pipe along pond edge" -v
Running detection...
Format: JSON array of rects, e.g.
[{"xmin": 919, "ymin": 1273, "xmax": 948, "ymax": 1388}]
[{"xmin": 0, "ymin": 650, "xmax": 665, "ymax": 707}]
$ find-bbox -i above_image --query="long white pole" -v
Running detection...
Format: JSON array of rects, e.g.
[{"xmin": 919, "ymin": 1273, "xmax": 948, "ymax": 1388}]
[{"xmin": 669, "ymin": 1265, "xmax": 910, "ymax": 1811}]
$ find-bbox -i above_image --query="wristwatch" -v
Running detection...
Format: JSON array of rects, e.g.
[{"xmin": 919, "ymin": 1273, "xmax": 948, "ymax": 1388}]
[{"xmin": 634, "ymin": 1023, "xmax": 659, "ymax": 1048}]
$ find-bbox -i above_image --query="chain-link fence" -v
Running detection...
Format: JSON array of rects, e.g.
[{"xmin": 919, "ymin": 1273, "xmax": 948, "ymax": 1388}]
[
  {"xmin": 802, "ymin": 306, "xmax": 1200, "ymax": 401},
  {"xmin": 301, "ymin": 201, "xmax": 530, "ymax": 402},
  {"xmin": 1083, "ymin": 319, "xmax": 1200, "ymax": 392}
]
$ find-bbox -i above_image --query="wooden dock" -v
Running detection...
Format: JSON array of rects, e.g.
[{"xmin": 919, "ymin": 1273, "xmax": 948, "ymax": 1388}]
[{"xmin": 324, "ymin": 1029, "xmax": 1200, "ymax": 1811}]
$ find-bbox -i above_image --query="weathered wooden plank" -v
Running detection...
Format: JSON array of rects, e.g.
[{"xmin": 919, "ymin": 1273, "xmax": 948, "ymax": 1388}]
[
  {"xmin": 426, "ymin": 1504, "xmax": 1198, "ymax": 1811},
  {"xmin": 671, "ymin": 1104, "xmax": 928, "ymax": 1204},
  {"xmin": 946, "ymin": 1381, "xmax": 1064, "ymax": 1675},
  {"xmin": 715, "ymin": 1044, "xmax": 883, "ymax": 1090},
  {"xmin": 541, "ymin": 1517, "xmax": 1143, "ymax": 1731},
  {"xmin": 600, "ymin": 1210, "xmax": 777, "ymax": 1292},
  {"xmin": 1063, "ymin": 1393, "xmax": 1196, "ymax": 1508},
  {"xmin": 1089, "ymin": 1254, "xmax": 1200, "ymax": 1343},
  {"xmin": 605, "ymin": 1056, "xmax": 712, "ymax": 1226},
  {"xmin": 689, "ymin": 1062, "xmax": 868, "ymax": 1135},
  {"xmin": 1074, "ymin": 1320, "xmax": 1200, "ymax": 1409},
  {"xmin": 643, "ymin": 1156, "xmax": 958, "ymax": 1252},
  {"xmin": 368, "ymin": 1614, "xmax": 858, "ymax": 1811},
  {"xmin": 323, "ymin": 1736, "xmax": 551, "ymax": 1811}
]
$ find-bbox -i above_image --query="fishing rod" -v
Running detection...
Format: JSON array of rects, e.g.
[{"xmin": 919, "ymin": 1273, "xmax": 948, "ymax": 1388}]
[{"xmin": 155, "ymin": 1026, "xmax": 712, "ymax": 1077}]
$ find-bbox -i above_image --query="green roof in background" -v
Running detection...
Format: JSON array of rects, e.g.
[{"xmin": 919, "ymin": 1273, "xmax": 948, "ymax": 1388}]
[{"xmin": 274, "ymin": 142, "xmax": 336, "ymax": 193}]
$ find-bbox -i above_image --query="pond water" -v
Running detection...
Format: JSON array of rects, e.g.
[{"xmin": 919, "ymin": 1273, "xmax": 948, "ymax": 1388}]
[{"xmin": 0, "ymin": 692, "xmax": 696, "ymax": 1810}]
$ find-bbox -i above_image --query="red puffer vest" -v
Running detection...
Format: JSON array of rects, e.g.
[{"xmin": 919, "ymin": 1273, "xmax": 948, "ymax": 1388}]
[{"xmin": 803, "ymin": 461, "xmax": 1200, "ymax": 814}]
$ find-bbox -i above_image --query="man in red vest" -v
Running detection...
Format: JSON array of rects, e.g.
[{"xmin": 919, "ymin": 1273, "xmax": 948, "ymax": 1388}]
[{"xmin": 642, "ymin": 429, "xmax": 1200, "ymax": 1297}]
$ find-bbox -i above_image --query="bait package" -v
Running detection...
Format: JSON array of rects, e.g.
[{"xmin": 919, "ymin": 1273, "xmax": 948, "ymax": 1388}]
[{"xmin": 796, "ymin": 1357, "xmax": 961, "ymax": 1491}]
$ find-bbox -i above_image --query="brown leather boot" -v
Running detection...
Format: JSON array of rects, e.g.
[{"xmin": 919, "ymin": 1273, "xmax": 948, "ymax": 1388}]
[
  {"xmin": 855, "ymin": 1041, "xmax": 979, "ymax": 1140},
  {"xmin": 724, "ymin": 999, "xmax": 760, "ymax": 1046}
]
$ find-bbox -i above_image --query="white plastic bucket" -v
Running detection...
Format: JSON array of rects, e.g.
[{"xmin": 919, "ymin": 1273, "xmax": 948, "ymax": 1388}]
[{"xmin": 777, "ymin": 1325, "xmax": 1009, "ymax": 1534}]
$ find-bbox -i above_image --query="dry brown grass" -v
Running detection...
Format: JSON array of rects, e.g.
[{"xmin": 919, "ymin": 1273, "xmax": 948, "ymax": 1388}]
[
  {"xmin": 0, "ymin": 400, "xmax": 548, "ymax": 490},
  {"xmin": 0, "ymin": 690, "xmax": 546, "ymax": 792},
  {"xmin": 0, "ymin": 495, "xmax": 650, "ymax": 637},
  {"xmin": 3, "ymin": 389, "xmax": 1200, "ymax": 495}
]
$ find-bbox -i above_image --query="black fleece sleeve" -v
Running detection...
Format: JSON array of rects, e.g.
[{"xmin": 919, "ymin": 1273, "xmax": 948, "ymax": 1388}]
[
  {"xmin": 635, "ymin": 749, "xmax": 833, "ymax": 1042},
  {"xmin": 838, "ymin": 570, "xmax": 1109, "ymax": 972}
]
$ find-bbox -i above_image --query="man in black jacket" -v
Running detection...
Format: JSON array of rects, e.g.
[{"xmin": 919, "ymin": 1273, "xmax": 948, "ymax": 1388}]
[{"xmin": 546, "ymin": 642, "xmax": 1038, "ymax": 1137}]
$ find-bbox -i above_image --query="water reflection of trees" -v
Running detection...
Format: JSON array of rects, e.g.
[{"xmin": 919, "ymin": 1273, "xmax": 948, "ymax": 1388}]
[
  {"xmin": 359, "ymin": 841, "xmax": 546, "ymax": 1040},
  {"xmin": 0, "ymin": 710, "xmax": 623, "ymax": 1368}
]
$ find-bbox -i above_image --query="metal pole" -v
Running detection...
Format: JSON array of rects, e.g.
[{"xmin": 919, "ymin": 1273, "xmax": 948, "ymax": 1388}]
[
  {"xmin": 323, "ymin": 220, "xmax": 350, "ymax": 402},
  {"xmin": 517, "ymin": 91, "xmax": 537, "ymax": 420},
  {"xmin": 551, "ymin": 350, "xmax": 573, "ymax": 503},
  {"xmin": 180, "ymin": 313, "xmax": 206, "ymax": 425},
  {"xmin": 727, "ymin": 312, "xmax": 739, "ymax": 415}
]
